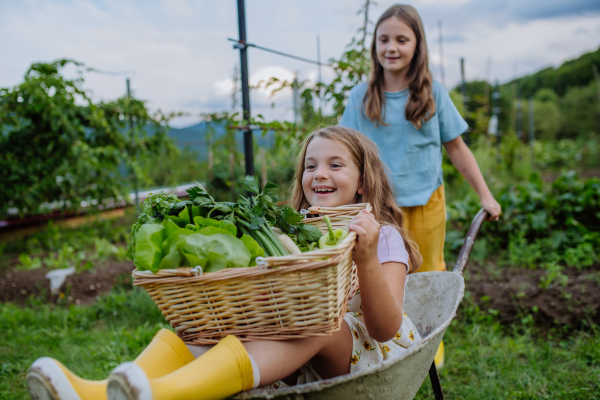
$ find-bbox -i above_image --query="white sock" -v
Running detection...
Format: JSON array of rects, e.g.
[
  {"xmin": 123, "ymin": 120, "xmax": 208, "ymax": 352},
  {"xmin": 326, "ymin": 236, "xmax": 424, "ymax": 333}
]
[{"xmin": 248, "ymin": 353, "xmax": 261, "ymax": 389}]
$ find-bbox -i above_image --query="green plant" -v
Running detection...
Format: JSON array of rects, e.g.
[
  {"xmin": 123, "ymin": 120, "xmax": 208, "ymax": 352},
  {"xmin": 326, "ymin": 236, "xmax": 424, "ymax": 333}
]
[
  {"xmin": 92, "ymin": 238, "xmax": 121, "ymax": 261},
  {"xmin": 17, "ymin": 254, "xmax": 42, "ymax": 271},
  {"xmin": 539, "ymin": 263, "xmax": 569, "ymax": 290},
  {"xmin": 42, "ymin": 244, "xmax": 86, "ymax": 270},
  {"xmin": 0, "ymin": 59, "xmax": 177, "ymax": 219},
  {"xmin": 447, "ymin": 172, "xmax": 600, "ymax": 268}
]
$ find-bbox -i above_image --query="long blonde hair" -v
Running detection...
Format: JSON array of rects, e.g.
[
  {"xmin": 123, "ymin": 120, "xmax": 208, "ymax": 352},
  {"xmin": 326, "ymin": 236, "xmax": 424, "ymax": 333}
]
[
  {"xmin": 290, "ymin": 126, "xmax": 422, "ymax": 273},
  {"xmin": 364, "ymin": 4, "xmax": 435, "ymax": 129}
]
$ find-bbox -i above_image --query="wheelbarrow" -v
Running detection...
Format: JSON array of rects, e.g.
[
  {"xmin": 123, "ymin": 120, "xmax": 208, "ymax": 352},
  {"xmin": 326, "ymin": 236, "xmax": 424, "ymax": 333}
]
[{"xmin": 231, "ymin": 209, "xmax": 488, "ymax": 400}]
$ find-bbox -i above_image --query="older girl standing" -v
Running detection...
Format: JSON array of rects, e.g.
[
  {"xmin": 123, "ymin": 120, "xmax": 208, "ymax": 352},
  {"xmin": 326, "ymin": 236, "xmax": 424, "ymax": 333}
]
[{"xmin": 340, "ymin": 3, "xmax": 501, "ymax": 367}]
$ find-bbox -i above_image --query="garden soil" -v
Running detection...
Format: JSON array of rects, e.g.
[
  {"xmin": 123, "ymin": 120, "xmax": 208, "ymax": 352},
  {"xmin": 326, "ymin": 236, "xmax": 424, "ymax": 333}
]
[
  {"xmin": 464, "ymin": 262, "xmax": 600, "ymax": 329},
  {"xmin": 2, "ymin": 259, "xmax": 600, "ymax": 331},
  {"xmin": 0, "ymin": 259, "xmax": 134, "ymax": 305}
]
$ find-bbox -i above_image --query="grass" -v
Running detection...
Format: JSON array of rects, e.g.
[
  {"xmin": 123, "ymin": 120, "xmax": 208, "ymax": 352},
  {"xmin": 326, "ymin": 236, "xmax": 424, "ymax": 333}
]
[
  {"xmin": 0, "ymin": 285, "xmax": 167, "ymax": 399},
  {"xmin": 2, "ymin": 286, "xmax": 600, "ymax": 400},
  {"xmin": 415, "ymin": 320, "xmax": 600, "ymax": 399}
]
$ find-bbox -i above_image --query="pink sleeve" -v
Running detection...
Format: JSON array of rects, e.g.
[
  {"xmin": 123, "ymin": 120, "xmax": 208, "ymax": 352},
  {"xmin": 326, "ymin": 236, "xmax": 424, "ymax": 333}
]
[{"xmin": 377, "ymin": 225, "xmax": 409, "ymax": 272}]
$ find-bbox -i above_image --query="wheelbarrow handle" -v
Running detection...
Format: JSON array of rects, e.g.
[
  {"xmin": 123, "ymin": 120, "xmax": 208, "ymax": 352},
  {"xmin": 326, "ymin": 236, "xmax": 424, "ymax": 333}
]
[{"xmin": 451, "ymin": 208, "xmax": 489, "ymax": 276}]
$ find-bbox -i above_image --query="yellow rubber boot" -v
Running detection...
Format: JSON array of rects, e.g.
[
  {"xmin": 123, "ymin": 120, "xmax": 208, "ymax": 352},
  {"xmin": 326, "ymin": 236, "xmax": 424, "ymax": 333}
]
[
  {"xmin": 134, "ymin": 328, "xmax": 195, "ymax": 379},
  {"xmin": 27, "ymin": 329, "xmax": 195, "ymax": 400},
  {"xmin": 108, "ymin": 335, "xmax": 254, "ymax": 400},
  {"xmin": 434, "ymin": 340, "xmax": 445, "ymax": 369}
]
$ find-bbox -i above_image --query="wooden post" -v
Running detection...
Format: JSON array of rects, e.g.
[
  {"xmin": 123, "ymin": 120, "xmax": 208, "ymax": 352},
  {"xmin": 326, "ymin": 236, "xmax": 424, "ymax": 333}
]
[
  {"xmin": 126, "ymin": 78, "xmax": 139, "ymax": 211},
  {"xmin": 208, "ymin": 146, "xmax": 214, "ymax": 185},
  {"xmin": 516, "ymin": 81, "xmax": 523, "ymax": 141},
  {"xmin": 261, "ymin": 148, "xmax": 267, "ymax": 189},
  {"xmin": 235, "ymin": 0, "xmax": 255, "ymax": 177},
  {"xmin": 492, "ymin": 80, "xmax": 502, "ymax": 164},
  {"xmin": 484, "ymin": 58, "xmax": 492, "ymax": 116},
  {"xmin": 229, "ymin": 152, "xmax": 236, "ymax": 202},
  {"xmin": 528, "ymin": 98, "xmax": 535, "ymax": 168},
  {"xmin": 593, "ymin": 65, "xmax": 600, "ymax": 137},
  {"xmin": 460, "ymin": 58, "xmax": 470, "ymax": 145},
  {"xmin": 438, "ymin": 21, "xmax": 445, "ymax": 88}
]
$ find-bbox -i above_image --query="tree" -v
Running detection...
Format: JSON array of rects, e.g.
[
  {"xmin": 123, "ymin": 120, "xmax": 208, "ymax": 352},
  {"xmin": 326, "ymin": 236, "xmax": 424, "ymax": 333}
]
[{"xmin": 0, "ymin": 59, "xmax": 176, "ymax": 219}]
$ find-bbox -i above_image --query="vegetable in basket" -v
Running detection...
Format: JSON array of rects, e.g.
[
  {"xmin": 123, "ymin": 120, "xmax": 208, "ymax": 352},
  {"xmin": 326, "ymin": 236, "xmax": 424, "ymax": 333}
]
[
  {"xmin": 133, "ymin": 216, "xmax": 264, "ymax": 273},
  {"xmin": 127, "ymin": 177, "xmax": 324, "ymax": 272},
  {"xmin": 319, "ymin": 216, "xmax": 349, "ymax": 249}
]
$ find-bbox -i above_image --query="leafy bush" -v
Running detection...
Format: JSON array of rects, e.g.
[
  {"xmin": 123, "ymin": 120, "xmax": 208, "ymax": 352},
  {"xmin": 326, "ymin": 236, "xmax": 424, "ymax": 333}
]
[
  {"xmin": 0, "ymin": 59, "xmax": 177, "ymax": 219},
  {"xmin": 448, "ymin": 171, "xmax": 600, "ymax": 268}
]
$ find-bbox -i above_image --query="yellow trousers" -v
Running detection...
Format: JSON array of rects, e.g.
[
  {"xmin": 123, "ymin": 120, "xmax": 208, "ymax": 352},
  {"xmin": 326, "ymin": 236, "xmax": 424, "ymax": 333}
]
[
  {"xmin": 402, "ymin": 184, "xmax": 446, "ymax": 368},
  {"xmin": 402, "ymin": 184, "xmax": 447, "ymax": 273}
]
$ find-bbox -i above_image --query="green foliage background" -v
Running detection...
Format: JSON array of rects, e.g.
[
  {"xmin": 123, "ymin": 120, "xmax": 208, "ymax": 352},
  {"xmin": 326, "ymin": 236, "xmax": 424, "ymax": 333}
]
[{"xmin": 0, "ymin": 60, "xmax": 177, "ymax": 219}]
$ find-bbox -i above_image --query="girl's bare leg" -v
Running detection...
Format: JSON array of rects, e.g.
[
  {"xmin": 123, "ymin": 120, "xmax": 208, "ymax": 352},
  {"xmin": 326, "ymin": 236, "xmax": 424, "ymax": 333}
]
[
  {"xmin": 186, "ymin": 323, "xmax": 352, "ymax": 387},
  {"xmin": 244, "ymin": 323, "xmax": 352, "ymax": 386}
]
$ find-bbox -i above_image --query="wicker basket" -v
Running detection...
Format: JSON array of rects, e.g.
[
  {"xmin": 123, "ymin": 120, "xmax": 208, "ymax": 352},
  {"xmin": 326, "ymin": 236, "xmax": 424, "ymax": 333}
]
[{"xmin": 132, "ymin": 203, "xmax": 371, "ymax": 345}]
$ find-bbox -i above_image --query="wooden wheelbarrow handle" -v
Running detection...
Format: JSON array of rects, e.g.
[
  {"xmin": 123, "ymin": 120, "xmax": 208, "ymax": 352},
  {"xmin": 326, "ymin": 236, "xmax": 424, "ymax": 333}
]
[{"xmin": 451, "ymin": 208, "xmax": 489, "ymax": 276}]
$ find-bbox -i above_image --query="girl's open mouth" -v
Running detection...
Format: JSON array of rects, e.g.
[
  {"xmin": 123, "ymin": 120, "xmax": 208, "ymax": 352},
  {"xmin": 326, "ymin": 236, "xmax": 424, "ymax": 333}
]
[{"xmin": 312, "ymin": 186, "xmax": 337, "ymax": 197}]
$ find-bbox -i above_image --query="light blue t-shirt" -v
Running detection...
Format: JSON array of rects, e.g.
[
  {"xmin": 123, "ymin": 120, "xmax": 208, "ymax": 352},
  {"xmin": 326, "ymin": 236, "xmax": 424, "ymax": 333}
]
[{"xmin": 340, "ymin": 81, "xmax": 467, "ymax": 207}]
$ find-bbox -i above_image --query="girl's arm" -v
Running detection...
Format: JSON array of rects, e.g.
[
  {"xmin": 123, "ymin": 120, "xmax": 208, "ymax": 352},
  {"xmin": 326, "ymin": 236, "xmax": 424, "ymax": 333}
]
[
  {"xmin": 443, "ymin": 136, "xmax": 501, "ymax": 221},
  {"xmin": 349, "ymin": 211, "xmax": 406, "ymax": 342}
]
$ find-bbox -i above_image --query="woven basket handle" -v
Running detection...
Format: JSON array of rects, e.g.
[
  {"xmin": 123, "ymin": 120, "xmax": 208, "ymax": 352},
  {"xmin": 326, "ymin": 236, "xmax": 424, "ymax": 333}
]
[{"xmin": 307, "ymin": 203, "xmax": 371, "ymax": 215}]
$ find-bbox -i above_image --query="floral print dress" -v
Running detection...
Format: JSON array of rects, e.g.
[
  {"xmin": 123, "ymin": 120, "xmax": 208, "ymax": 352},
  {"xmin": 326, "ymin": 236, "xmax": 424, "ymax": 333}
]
[{"xmin": 271, "ymin": 225, "xmax": 422, "ymax": 387}]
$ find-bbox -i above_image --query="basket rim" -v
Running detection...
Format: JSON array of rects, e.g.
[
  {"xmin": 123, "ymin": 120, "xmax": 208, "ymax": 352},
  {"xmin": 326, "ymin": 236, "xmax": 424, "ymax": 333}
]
[{"xmin": 132, "ymin": 203, "xmax": 370, "ymax": 285}]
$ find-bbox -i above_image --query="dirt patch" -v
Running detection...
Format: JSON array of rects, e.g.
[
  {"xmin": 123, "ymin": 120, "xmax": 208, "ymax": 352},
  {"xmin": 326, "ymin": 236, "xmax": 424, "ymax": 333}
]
[
  {"xmin": 464, "ymin": 262, "xmax": 600, "ymax": 329},
  {"xmin": 3, "ymin": 255, "xmax": 600, "ymax": 331},
  {"xmin": 0, "ymin": 260, "xmax": 135, "ymax": 305}
]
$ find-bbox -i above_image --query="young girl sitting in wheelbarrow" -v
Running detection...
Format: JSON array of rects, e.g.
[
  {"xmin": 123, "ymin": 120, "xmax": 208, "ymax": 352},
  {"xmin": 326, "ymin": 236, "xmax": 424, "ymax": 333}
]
[{"xmin": 27, "ymin": 126, "xmax": 424, "ymax": 400}]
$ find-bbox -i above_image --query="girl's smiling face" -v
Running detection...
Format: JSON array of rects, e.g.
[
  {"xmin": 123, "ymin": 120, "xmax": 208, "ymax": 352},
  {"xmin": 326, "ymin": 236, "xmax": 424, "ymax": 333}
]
[
  {"xmin": 302, "ymin": 137, "xmax": 362, "ymax": 208},
  {"xmin": 375, "ymin": 16, "xmax": 417, "ymax": 75}
]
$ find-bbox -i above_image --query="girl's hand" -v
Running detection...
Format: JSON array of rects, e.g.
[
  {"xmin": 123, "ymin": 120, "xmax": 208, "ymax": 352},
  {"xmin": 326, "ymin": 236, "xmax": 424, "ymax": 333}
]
[
  {"xmin": 348, "ymin": 210, "xmax": 380, "ymax": 267},
  {"xmin": 481, "ymin": 195, "xmax": 501, "ymax": 221}
]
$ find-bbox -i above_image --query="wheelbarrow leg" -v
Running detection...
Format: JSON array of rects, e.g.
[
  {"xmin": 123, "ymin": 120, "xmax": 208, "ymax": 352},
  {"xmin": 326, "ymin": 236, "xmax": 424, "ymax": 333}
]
[{"xmin": 428, "ymin": 361, "xmax": 444, "ymax": 400}]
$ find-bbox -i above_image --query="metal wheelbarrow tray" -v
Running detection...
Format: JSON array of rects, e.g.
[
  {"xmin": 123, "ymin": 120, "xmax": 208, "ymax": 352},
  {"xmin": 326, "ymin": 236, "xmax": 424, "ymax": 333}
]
[{"xmin": 231, "ymin": 209, "xmax": 488, "ymax": 400}]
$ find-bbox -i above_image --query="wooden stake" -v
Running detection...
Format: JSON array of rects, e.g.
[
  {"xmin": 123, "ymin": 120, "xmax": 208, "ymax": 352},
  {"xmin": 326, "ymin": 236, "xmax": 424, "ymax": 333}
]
[
  {"xmin": 229, "ymin": 152, "xmax": 235, "ymax": 202},
  {"xmin": 261, "ymin": 148, "xmax": 267, "ymax": 188}
]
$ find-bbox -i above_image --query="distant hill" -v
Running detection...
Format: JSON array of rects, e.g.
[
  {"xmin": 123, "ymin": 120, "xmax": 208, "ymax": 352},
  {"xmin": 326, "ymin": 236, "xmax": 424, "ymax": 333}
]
[
  {"xmin": 167, "ymin": 121, "xmax": 275, "ymax": 159},
  {"xmin": 513, "ymin": 46, "xmax": 600, "ymax": 98}
]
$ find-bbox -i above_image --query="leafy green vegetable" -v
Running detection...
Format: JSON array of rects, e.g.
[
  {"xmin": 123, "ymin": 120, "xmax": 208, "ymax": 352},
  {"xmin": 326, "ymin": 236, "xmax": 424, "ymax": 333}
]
[
  {"xmin": 126, "ymin": 213, "xmax": 151, "ymax": 259},
  {"xmin": 186, "ymin": 183, "xmax": 215, "ymax": 206},
  {"xmin": 178, "ymin": 206, "xmax": 202, "ymax": 224},
  {"xmin": 134, "ymin": 224, "xmax": 165, "ymax": 272},
  {"xmin": 162, "ymin": 218, "xmax": 180, "ymax": 238},
  {"xmin": 177, "ymin": 233, "xmax": 251, "ymax": 272},
  {"xmin": 276, "ymin": 206, "xmax": 305, "ymax": 234},
  {"xmin": 198, "ymin": 226, "xmax": 235, "ymax": 237},
  {"xmin": 297, "ymin": 223, "xmax": 324, "ymax": 245},
  {"xmin": 193, "ymin": 215, "xmax": 221, "ymax": 229},
  {"xmin": 164, "ymin": 215, "xmax": 188, "ymax": 228},
  {"xmin": 241, "ymin": 234, "xmax": 265, "ymax": 266},
  {"xmin": 129, "ymin": 178, "xmax": 325, "ymax": 267},
  {"xmin": 243, "ymin": 175, "xmax": 261, "ymax": 195},
  {"xmin": 143, "ymin": 191, "xmax": 182, "ymax": 220},
  {"xmin": 193, "ymin": 216, "xmax": 237, "ymax": 236},
  {"xmin": 263, "ymin": 181, "xmax": 278, "ymax": 191},
  {"xmin": 159, "ymin": 228, "xmax": 194, "ymax": 269}
]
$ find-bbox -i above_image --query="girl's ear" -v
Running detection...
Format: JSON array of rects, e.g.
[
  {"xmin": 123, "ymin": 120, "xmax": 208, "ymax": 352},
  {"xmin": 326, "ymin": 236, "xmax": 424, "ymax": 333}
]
[{"xmin": 357, "ymin": 177, "xmax": 364, "ymax": 195}]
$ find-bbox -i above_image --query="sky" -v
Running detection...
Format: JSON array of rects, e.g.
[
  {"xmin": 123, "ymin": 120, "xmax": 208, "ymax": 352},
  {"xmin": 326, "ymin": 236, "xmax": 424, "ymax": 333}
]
[{"xmin": 1, "ymin": 0, "xmax": 599, "ymax": 127}]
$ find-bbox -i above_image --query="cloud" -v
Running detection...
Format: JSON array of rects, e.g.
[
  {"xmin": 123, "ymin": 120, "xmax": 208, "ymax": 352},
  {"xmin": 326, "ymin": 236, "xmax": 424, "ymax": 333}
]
[
  {"xmin": 443, "ymin": 34, "xmax": 467, "ymax": 43},
  {"xmin": 1, "ymin": 0, "xmax": 599, "ymax": 128},
  {"xmin": 427, "ymin": 14, "xmax": 600, "ymax": 88}
]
